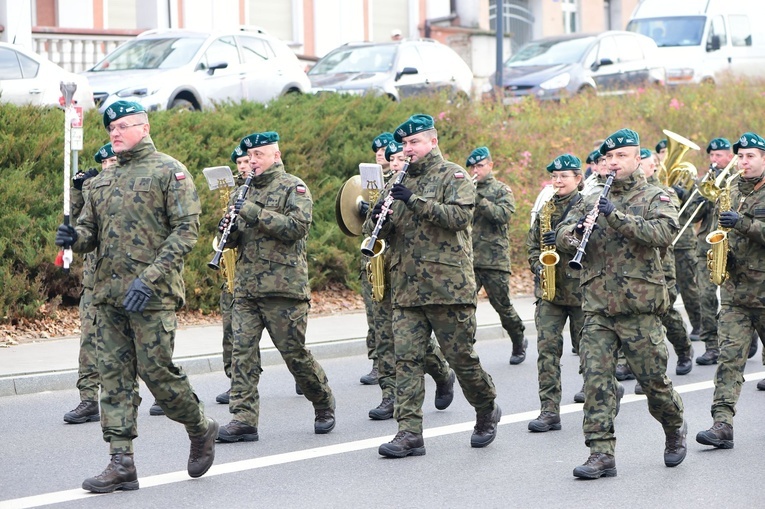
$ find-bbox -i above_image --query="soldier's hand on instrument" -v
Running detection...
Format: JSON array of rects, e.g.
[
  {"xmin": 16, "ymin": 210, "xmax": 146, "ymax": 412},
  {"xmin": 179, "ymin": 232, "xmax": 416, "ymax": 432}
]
[
  {"xmin": 371, "ymin": 201, "xmax": 385, "ymax": 219},
  {"xmin": 123, "ymin": 278, "xmax": 153, "ymax": 313},
  {"xmin": 598, "ymin": 196, "xmax": 616, "ymax": 216},
  {"xmin": 542, "ymin": 231, "xmax": 556, "ymax": 246},
  {"xmin": 719, "ymin": 210, "xmax": 740, "ymax": 228},
  {"xmin": 574, "ymin": 215, "xmax": 588, "ymax": 236},
  {"xmin": 390, "ymin": 183, "xmax": 413, "ymax": 203},
  {"xmin": 672, "ymin": 185, "xmax": 686, "ymax": 201},
  {"xmin": 234, "ymin": 197, "xmax": 246, "ymax": 214},
  {"xmin": 73, "ymin": 168, "xmax": 99, "ymax": 190},
  {"xmin": 358, "ymin": 200, "xmax": 370, "ymax": 216},
  {"xmin": 55, "ymin": 224, "xmax": 78, "ymax": 246}
]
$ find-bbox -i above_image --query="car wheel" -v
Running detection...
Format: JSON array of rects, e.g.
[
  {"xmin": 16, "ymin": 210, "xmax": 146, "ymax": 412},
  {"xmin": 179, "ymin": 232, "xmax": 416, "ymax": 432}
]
[
  {"xmin": 169, "ymin": 98, "xmax": 196, "ymax": 111},
  {"xmin": 577, "ymin": 85, "xmax": 596, "ymax": 96},
  {"xmin": 701, "ymin": 77, "xmax": 715, "ymax": 87}
]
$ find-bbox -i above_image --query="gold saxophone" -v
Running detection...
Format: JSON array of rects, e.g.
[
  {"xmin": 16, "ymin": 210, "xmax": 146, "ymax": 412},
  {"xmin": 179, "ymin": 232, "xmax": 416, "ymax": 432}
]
[
  {"xmin": 705, "ymin": 166, "xmax": 740, "ymax": 286},
  {"xmin": 365, "ymin": 185, "xmax": 386, "ymax": 302},
  {"xmin": 539, "ymin": 191, "xmax": 560, "ymax": 301},
  {"xmin": 214, "ymin": 178, "xmax": 237, "ymax": 293}
]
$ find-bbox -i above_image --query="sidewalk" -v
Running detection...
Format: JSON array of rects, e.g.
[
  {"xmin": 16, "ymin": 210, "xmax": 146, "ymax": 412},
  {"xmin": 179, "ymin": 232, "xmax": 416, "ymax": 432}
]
[{"xmin": 0, "ymin": 296, "xmax": 538, "ymax": 397}]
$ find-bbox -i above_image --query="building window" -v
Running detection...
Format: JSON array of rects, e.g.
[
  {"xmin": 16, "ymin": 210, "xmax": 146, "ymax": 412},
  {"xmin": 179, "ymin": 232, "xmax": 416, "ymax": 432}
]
[{"xmin": 562, "ymin": 0, "xmax": 577, "ymax": 34}]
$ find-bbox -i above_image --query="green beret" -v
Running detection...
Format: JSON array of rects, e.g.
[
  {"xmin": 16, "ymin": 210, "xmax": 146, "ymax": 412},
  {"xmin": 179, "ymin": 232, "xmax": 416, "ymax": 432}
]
[
  {"xmin": 585, "ymin": 149, "xmax": 602, "ymax": 164},
  {"xmin": 230, "ymin": 145, "xmax": 247, "ymax": 163},
  {"xmin": 466, "ymin": 147, "xmax": 490, "ymax": 167},
  {"xmin": 546, "ymin": 153, "xmax": 581, "ymax": 172},
  {"xmin": 94, "ymin": 143, "xmax": 115, "ymax": 163},
  {"xmin": 640, "ymin": 148, "xmax": 653, "ymax": 160},
  {"xmin": 599, "ymin": 129, "xmax": 640, "ymax": 155},
  {"xmin": 240, "ymin": 131, "xmax": 279, "ymax": 151},
  {"xmin": 655, "ymin": 139, "xmax": 667, "ymax": 152},
  {"xmin": 706, "ymin": 137, "xmax": 731, "ymax": 153},
  {"xmin": 372, "ymin": 132, "xmax": 394, "ymax": 152},
  {"xmin": 103, "ymin": 100, "xmax": 145, "ymax": 128},
  {"xmin": 394, "ymin": 114, "xmax": 434, "ymax": 142},
  {"xmin": 385, "ymin": 141, "xmax": 404, "ymax": 161},
  {"xmin": 733, "ymin": 132, "xmax": 765, "ymax": 154}
]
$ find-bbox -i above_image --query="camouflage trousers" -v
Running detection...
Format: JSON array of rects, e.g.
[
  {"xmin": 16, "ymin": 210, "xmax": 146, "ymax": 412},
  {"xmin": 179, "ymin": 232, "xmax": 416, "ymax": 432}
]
[
  {"xmin": 674, "ymin": 248, "xmax": 701, "ymax": 332},
  {"xmin": 534, "ymin": 299, "xmax": 584, "ymax": 414},
  {"xmin": 663, "ymin": 284, "xmax": 693, "ymax": 357},
  {"xmin": 393, "ymin": 304, "xmax": 496, "ymax": 434},
  {"xmin": 360, "ymin": 267, "xmax": 378, "ymax": 362},
  {"xmin": 475, "ymin": 268, "xmax": 526, "ymax": 345},
  {"xmin": 77, "ymin": 287, "xmax": 100, "ymax": 401},
  {"xmin": 711, "ymin": 305, "xmax": 765, "ymax": 424},
  {"xmin": 230, "ymin": 297, "xmax": 334, "ymax": 427},
  {"xmin": 96, "ymin": 305, "xmax": 208, "ymax": 454},
  {"xmin": 696, "ymin": 245, "xmax": 720, "ymax": 349},
  {"xmin": 221, "ymin": 288, "xmax": 234, "ymax": 379},
  {"xmin": 581, "ymin": 313, "xmax": 684, "ymax": 456},
  {"xmin": 374, "ymin": 288, "xmax": 451, "ymax": 400}
]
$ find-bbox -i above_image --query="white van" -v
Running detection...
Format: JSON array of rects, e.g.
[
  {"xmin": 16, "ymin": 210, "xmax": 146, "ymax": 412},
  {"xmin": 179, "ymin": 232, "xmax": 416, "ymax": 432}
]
[{"xmin": 626, "ymin": 0, "xmax": 765, "ymax": 85}]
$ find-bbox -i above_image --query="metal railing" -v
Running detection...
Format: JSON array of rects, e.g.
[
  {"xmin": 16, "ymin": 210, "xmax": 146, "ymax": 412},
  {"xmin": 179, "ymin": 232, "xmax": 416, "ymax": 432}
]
[{"xmin": 31, "ymin": 27, "xmax": 142, "ymax": 73}]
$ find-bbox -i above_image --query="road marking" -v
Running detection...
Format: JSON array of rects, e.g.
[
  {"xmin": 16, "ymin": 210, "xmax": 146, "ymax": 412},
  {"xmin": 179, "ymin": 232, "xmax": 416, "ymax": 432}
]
[{"xmin": 3, "ymin": 371, "xmax": 763, "ymax": 509}]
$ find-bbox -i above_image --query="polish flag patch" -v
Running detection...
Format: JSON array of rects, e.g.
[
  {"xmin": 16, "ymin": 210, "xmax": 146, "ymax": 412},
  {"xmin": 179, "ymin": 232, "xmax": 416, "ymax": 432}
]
[
  {"xmin": 174, "ymin": 172, "xmax": 186, "ymax": 181},
  {"xmin": 454, "ymin": 171, "xmax": 465, "ymax": 179},
  {"xmin": 296, "ymin": 184, "xmax": 306, "ymax": 194},
  {"xmin": 659, "ymin": 195, "xmax": 670, "ymax": 202}
]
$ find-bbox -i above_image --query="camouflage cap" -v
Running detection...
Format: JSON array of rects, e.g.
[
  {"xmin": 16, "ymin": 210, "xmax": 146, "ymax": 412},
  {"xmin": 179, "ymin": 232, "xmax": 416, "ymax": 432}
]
[
  {"xmin": 655, "ymin": 139, "xmax": 668, "ymax": 152},
  {"xmin": 733, "ymin": 132, "xmax": 765, "ymax": 154},
  {"xmin": 546, "ymin": 153, "xmax": 581, "ymax": 172},
  {"xmin": 372, "ymin": 132, "xmax": 394, "ymax": 152},
  {"xmin": 230, "ymin": 145, "xmax": 247, "ymax": 163},
  {"xmin": 585, "ymin": 149, "xmax": 602, "ymax": 164},
  {"xmin": 466, "ymin": 147, "xmax": 490, "ymax": 167},
  {"xmin": 240, "ymin": 131, "xmax": 279, "ymax": 151},
  {"xmin": 599, "ymin": 128, "xmax": 640, "ymax": 155},
  {"xmin": 385, "ymin": 140, "xmax": 404, "ymax": 161},
  {"xmin": 103, "ymin": 100, "xmax": 146, "ymax": 128},
  {"xmin": 94, "ymin": 143, "xmax": 115, "ymax": 163},
  {"xmin": 706, "ymin": 137, "xmax": 732, "ymax": 153},
  {"xmin": 394, "ymin": 114, "xmax": 435, "ymax": 142},
  {"xmin": 640, "ymin": 148, "xmax": 653, "ymax": 160}
]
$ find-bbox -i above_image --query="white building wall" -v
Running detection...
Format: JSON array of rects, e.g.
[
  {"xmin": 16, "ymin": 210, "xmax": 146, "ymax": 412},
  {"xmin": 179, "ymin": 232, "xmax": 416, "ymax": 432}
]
[
  {"xmin": 313, "ymin": 0, "xmax": 365, "ymax": 57},
  {"xmin": 58, "ymin": 0, "xmax": 94, "ymax": 29},
  {"xmin": 0, "ymin": 0, "xmax": 33, "ymax": 47}
]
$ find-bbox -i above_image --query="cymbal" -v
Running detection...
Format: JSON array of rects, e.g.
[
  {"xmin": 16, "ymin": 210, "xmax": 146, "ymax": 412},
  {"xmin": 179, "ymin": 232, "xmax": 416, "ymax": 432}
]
[{"xmin": 336, "ymin": 175, "xmax": 364, "ymax": 237}]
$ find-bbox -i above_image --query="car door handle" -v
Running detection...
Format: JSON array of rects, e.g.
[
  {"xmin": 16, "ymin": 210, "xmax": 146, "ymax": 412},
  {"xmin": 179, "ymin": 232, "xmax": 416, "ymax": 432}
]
[{"xmin": 29, "ymin": 88, "xmax": 43, "ymax": 94}]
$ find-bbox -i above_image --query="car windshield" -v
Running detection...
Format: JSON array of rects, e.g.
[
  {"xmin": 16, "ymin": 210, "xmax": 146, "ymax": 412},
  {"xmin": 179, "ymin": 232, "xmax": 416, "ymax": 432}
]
[
  {"xmin": 89, "ymin": 37, "xmax": 205, "ymax": 71},
  {"xmin": 505, "ymin": 37, "xmax": 595, "ymax": 67},
  {"xmin": 309, "ymin": 45, "xmax": 396, "ymax": 74},
  {"xmin": 626, "ymin": 16, "xmax": 706, "ymax": 47}
]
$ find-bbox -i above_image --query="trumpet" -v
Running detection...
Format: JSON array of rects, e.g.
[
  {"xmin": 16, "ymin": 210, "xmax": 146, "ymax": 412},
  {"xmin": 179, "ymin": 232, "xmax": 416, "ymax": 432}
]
[
  {"xmin": 569, "ymin": 170, "xmax": 615, "ymax": 270},
  {"xmin": 360, "ymin": 157, "xmax": 410, "ymax": 257},
  {"xmin": 209, "ymin": 173, "xmax": 253, "ymax": 270}
]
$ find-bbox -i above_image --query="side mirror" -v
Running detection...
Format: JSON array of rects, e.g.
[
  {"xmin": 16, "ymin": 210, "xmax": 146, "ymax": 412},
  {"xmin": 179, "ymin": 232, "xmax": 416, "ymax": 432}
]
[
  {"xmin": 591, "ymin": 58, "xmax": 613, "ymax": 71},
  {"xmin": 395, "ymin": 67, "xmax": 418, "ymax": 81},
  {"xmin": 206, "ymin": 62, "xmax": 229, "ymax": 75},
  {"xmin": 707, "ymin": 35, "xmax": 721, "ymax": 52}
]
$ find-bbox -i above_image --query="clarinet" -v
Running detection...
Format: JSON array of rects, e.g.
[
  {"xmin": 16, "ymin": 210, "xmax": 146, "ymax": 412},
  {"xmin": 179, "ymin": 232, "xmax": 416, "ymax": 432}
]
[
  {"xmin": 360, "ymin": 158, "xmax": 410, "ymax": 257},
  {"xmin": 568, "ymin": 170, "xmax": 615, "ymax": 270},
  {"xmin": 209, "ymin": 173, "xmax": 254, "ymax": 270}
]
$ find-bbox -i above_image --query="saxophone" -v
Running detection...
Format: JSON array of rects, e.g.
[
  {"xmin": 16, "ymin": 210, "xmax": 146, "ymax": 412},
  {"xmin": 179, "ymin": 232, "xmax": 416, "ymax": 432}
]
[
  {"xmin": 705, "ymin": 171, "xmax": 740, "ymax": 286},
  {"xmin": 213, "ymin": 178, "xmax": 237, "ymax": 293},
  {"xmin": 539, "ymin": 191, "xmax": 560, "ymax": 301},
  {"xmin": 365, "ymin": 185, "xmax": 386, "ymax": 302}
]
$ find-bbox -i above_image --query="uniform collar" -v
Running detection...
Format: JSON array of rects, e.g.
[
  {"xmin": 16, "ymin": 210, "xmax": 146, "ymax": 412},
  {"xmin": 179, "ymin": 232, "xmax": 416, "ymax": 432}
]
[
  {"xmin": 252, "ymin": 162, "xmax": 284, "ymax": 187},
  {"xmin": 116, "ymin": 135, "xmax": 155, "ymax": 165}
]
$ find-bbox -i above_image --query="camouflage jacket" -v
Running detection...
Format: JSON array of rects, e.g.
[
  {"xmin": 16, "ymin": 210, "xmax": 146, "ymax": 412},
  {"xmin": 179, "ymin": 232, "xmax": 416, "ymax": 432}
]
[
  {"xmin": 526, "ymin": 189, "xmax": 582, "ymax": 306},
  {"xmin": 646, "ymin": 174, "xmax": 677, "ymax": 286},
  {"xmin": 374, "ymin": 147, "xmax": 476, "ymax": 308},
  {"xmin": 557, "ymin": 170, "xmax": 678, "ymax": 316},
  {"xmin": 226, "ymin": 162, "xmax": 311, "ymax": 301},
  {"xmin": 73, "ymin": 136, "xmax": 200, "ymax": 310},
  {"xmin": 720, "ymin": 175, "xmax": 765, "ymax": 308},
  {"xmin": 473, "ymin": 175, "xmax": 514, "ymax": 272}
]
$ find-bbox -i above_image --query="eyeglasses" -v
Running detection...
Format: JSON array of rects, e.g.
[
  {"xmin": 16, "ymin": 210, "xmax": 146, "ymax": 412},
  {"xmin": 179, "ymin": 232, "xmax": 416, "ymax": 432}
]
[
  {"xmin": 550, "ymin": 174, "xmax": 577, "ymax": 181},
  {"xmin": 106, "ymin": 122, "xmax": 145, "ymax": 133},
  {"xmin": 473, "ymin": 162, "xmax": 490, "ymax": 169}
]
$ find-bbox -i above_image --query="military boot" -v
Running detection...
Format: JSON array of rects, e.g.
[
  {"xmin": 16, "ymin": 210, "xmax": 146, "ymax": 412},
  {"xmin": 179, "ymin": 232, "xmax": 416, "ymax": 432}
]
[
  {"xmin": 217, "ymin": 420, "xmax": 259, "ymax": 442},
  {"xmin": 509, "ymin": 338, "xmax": 528, "ymax": 365},
  {"xmin": 573, "ymin": 452, "xmax": 617, "ymax": 479},
  {"xmin": 64, "ymin": 400, "xmax": 99, "ymax": 424},
  {"xmin": 369, "ymin": 397, "xmax": 394, "ymax": 420},
  {"xmin": 615, "ymin": 363, "xmax": 635, "ymax": 381},
  {"xmin": 314, "ymin": 406, "xmax": 336, "ymax": 434},
  {"xmin": 471, "ymin": 404, "xmax": 502, "ymax": 448},
  {"xmin": 757, "ymin": 379, "xmax": 765, "ymax": 391},
  {"xmin": 379, "ymin": 431, "xmax": 426, "ymax": 458},
  {"xmin": 634, "ymin": 381, "xmax": 644, "ymax": 395},
  {"xmin": 676, "ymin": 346, "xmax": 694, "ymax": 375},
  {"xmin": 664, "ymin": 420, "xmax": 688, "ymax": 467},
  {"xmin": 528, "ymin": 411, "xmax": 561, "ymax": 432},
  {"xmin": 696, "ymin": 348, "xmax": 719, "ymax": 365},
  {"xmin": 188, "ymin": 418, "xmax": 219, "ymax": 478},
  {"xmin": 82, "ymin": 453, "xmax": 139, "ymax": 493},
  {"xmin": 573, "ymin": 384, "xmax": 585, "ymax": 403},
  {"xmin": 434, "ymin": 369, "xmax": 455, "ymax": 410},
  {"xmin": 360, "ymin": 365, "xmax": 378, "ymax": 385},
  {"xmin": 215, "ymin": 388, "xmax": 230, "ymax": 405},
  {"xmin": 748, "ymin": 331, "xmax": 759, "ymax": 359},
  {"xmin": 696, "ymin": 421, "xmax": 734, "ymax": 449},
  {"xmin": 149, "ymin": 399, "xmax": 165, "ymax": 416}
]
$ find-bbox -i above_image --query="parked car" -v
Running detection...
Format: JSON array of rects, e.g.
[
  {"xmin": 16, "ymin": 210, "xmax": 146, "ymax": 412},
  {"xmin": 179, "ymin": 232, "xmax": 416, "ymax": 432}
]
[
  {"xmin": 483, "ymin": 31, "xmax": 665, "ymax": 102},
  {"xmin": 308, "ymin": 39, "xmax": 474, "ymax": 101},
  {"xmin": 0, "ymin": 42, "xmax": 95, "ymax": 110},
  {"xmin": 82, "ymin": 28, "xmax": 311, "ymax": 113}
]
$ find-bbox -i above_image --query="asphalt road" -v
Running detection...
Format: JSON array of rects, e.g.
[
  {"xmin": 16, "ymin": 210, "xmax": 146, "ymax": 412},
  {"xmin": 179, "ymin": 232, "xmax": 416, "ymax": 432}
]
[{"xmin": 2, "ymin": 329, "xmax": 765, "ymax": 509}]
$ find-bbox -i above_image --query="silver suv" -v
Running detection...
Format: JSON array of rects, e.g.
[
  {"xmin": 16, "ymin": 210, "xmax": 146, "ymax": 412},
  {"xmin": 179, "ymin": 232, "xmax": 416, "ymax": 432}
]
[{"xmin": 83, "ymin": 28, "xmax": 311, "ymax": 112}]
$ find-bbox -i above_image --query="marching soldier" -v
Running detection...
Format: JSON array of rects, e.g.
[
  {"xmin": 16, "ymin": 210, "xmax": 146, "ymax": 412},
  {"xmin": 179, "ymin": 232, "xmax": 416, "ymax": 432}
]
[
  {"xmin": 371, "ymin": 114, "xmax": 500, "ymax": 458},
  {"xmin": 216, "ymin": 131, "xmax": 336, "ymax": 442},
  {"xmin": 696, "ymin": 132, "xmax": 765, "ymax": 449},
  {"xmin": 656, "ymin": 138, "xmax": 668, "ymax": 164},
  {"xmin": 466, "ymin": 147, "xmax": 528, "ymax": 364},
  {"xmin": 557, "ymin": 129, "xmax": 686, "ymax": 479},
  {"xmin": 55, "ymin": 101, "xmax": 218, "ymax": 492}
]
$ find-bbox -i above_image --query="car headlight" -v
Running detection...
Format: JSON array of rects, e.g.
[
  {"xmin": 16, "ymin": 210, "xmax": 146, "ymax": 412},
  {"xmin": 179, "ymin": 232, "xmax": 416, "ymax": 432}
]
[{"xmin": 539, "ymin": 73, "xmax": 570, "ymax": 90}]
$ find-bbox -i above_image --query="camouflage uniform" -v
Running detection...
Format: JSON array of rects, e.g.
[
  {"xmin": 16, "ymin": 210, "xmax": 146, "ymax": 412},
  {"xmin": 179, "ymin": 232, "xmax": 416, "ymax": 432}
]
[
  {"xmin": 526, "ymin": 189, "xmax": 583, "ymax": 414},
  {"xmin": 473, "ymin": 175, "xmax": 526, "ymax": 347},
  {"xmin": 225, "ymin": 162, "xmax": 334, "ymax": 427},
  {"xmin": 220, "ymin": 286, "xmax": 234, "ymax": 378},
  {"xmin": 709, "ymin": 175, "xmax": 765, "ymax": 424},
  {"xmin": 375, "ymin": 147, "xmax": 496, "ymax": 434},
  {"xmin": 558, "ymin": 170, "xmax": 684, "ymax": 456},
  {"xmin": 72, "ymin": 135, "xmax": 210, "ymax": 454}
]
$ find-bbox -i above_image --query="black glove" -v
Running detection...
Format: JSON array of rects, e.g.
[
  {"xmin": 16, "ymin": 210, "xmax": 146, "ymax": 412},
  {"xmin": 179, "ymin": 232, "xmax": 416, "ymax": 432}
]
[
  {"xmin": 371, "ymin": 201, "xmax": 384, "ymax": 220},
  {"xmin": 234, "ymin": 197, "xmax": 246, "ymax": 215},
  {"xmin": 533, "ymin": 266, "xmax": 541, "ymax": 288},
  {"xmin": 390, "ymin": 183, "xmax": 413, "ymax": 203},
  {"xmin": 541, "ymin": 231, "xmax": 556, "ymax": 247},
  {"xmin": 359, "ymin": 200, "xmax": 370, "ymax": 217},
  {"xmin": 719, "ymin": 210, "xmax": 740, "ymax": 228},
  {"xmin": 218, "ymin": 215, "xmax": 237, "ymax": 234},
  {"xmin": 73, "ymin": 168, "xmax": 99, "ymax": 191},
  {"xmin": 671, "ymin": 185, "xmax": 686, "ymax": 201},
  {"xmin": 598, "ymin": 196, "xmax": 616, "ymax": 216},
  {"xmin": 123, "ymin": 278, "xmax": 153, "ymax": 313},
  {"xmin": 574, "ymin": 215, "xmax": 588, "ymax": 236},
  {"xmin": 55, "ymin": 224, "xmax": 78, "ymax": 246}
]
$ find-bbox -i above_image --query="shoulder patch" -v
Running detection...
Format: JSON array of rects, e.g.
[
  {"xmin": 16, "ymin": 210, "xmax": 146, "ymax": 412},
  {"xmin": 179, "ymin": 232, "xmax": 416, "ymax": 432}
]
[
  {"xmin": 174, "ymin": 171, "xmax": 186, "ymax": 181},
  {"xmin": 659, "ymin": 194, "xmax": 671, "ymax": 202},
  {"xmin": 666, "ymin": 187, "xmax": 675, "ymax": 195},
  {"xmin": 296, "ymin": 184, "xmax": 306, "ymax": 194},
  {"xmin": 454, "ymin": 171, "xmax": 465, "ymax": 179}
]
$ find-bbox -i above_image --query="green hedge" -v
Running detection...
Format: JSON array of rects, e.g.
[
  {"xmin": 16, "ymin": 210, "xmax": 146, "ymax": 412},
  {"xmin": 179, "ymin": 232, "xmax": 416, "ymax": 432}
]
[{"xmin": 2, "ymin": 82, "xmax": 763, "ymax": 322}]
